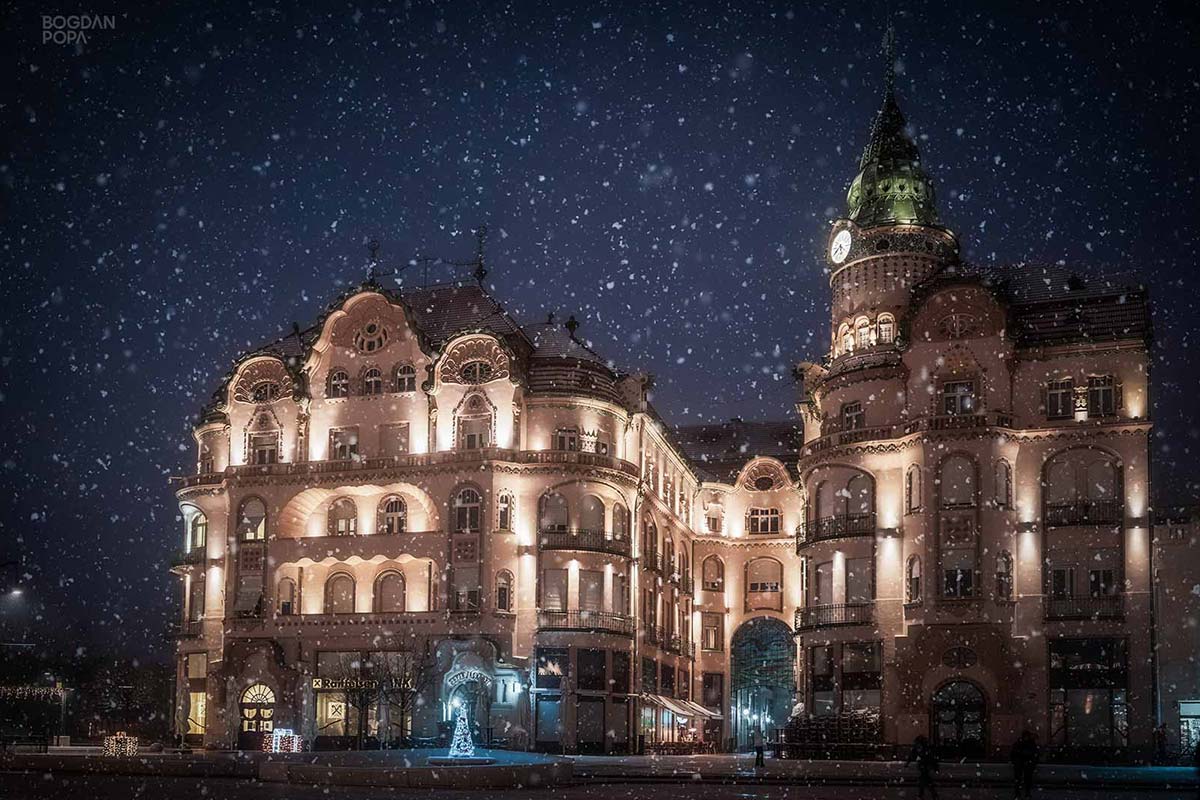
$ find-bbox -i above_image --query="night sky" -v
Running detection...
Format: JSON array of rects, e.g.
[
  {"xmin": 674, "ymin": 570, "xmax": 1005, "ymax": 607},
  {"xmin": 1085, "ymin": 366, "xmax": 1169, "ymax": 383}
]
[{"xmin": 3, "ymin": 1, "xmax": 1198, "ymax": 660}]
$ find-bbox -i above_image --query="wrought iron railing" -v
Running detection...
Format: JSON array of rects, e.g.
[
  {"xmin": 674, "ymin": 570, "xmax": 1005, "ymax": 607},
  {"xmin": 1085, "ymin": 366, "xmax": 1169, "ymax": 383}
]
[
  {"xmin": 801, "ymin": 412, "xmax": 1016, "ymax": 458},
  {"xmin": 796, "ymin": 513, "xmax": 876, "ymax": 550},
  {"xmin": 170, "ymin": 548, "xmax": 206, "ymax": 568},
  {"xmin": 538, "ymin": 528, "xmax": 633, "ymax": 557},
  {"xmin": 794, "ymin": 603, "xmax": 874, "ymax": 631},
  {"xmin": 536, "ymin": 609, "xmax": 635, "ymax": 636},
  {"xmin": 642, "ymin": 550, "xmax": 662, "ymax": 573},
  {"xmin": 1044, "ymin": 500, "xmax": 1123, "ymax": 528},
  {"xmin": 1044, "ymin": 594, "xmax": 1125, "ymax": 620}
]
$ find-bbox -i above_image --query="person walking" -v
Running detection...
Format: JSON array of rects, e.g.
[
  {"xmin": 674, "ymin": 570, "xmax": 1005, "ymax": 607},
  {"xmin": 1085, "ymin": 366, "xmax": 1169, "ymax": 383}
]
[
  {"xmin": 751, "ymin": 725, "xmax": 765, "ymax": 767},
  {"xmin": 1010, "ymin": 730, "xmax": 1040, "ymax": 800},
  {"xmin": 906, "ymin": 735, "xmax": 939, "ymax": 800},
  {"xmin": 1153, "ymin": 724, "xmax": 1168, "ymax": 765}
]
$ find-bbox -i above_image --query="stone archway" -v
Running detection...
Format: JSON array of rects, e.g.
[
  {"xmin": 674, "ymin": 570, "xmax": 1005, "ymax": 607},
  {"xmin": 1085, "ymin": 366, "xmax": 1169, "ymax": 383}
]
[{"xmin": 730, "ymin": 616, "xmax": 795, "ymax": 750}]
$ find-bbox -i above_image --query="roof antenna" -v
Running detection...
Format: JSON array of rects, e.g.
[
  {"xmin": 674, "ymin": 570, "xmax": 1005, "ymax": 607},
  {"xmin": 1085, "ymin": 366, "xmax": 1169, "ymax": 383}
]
[
  {"xmin": 473, "ymin": 225, "xmax": 489, "ymax": 283},
  {"xmin": 367, "ymin": 239, "xmax": 381, "ymax": 282}
]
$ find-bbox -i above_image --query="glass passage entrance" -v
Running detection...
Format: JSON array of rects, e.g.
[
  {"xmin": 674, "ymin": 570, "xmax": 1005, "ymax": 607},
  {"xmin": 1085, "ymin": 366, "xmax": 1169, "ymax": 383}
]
[
  {"xmin": 730, "ymin": 616, "xmax": 795, "ymax": 751},
  {"xmin": 931, "ymin": 680, "xmax": 986, "ymax": 757}
]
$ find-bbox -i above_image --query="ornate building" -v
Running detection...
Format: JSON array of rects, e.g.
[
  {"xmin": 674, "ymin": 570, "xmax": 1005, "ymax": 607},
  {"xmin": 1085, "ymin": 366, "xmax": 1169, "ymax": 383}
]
[{"xmin": 171, "ymin": 54, "xmax": 1181, "ymax": 759}]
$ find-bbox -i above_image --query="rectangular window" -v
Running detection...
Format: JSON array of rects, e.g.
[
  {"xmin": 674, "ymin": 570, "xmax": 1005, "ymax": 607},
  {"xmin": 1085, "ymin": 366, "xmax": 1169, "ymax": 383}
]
[
  {"xmin": 186, "ymin": 653, "xmax": 207, "ymax": 680},
  {"xmin": 458, "ymin": 417, "xmax": 490, "ymax": 449},
  {"xmin": 379, "ymin": 423, "xmax": 409, "ymax": 457},
  {"xmin": 1089, "ymin": 569, "xmax": 1117, "ymax": 597},
  {"xmin": 810, "ymin": 645, "xmax": 835, "ymax": 716},
  {"xmin": 1046, "ymin": 379, "xmax": 1074, "ymax": 420},
  {"xmin": 701, "ymin": 673, "xmax": 724, "ymax": 708},
  {"xmin": 613, "ymin": 574, "xmax": 628, "ymax": 616},
  {"xmin": 554, "ymin": 428, "xmax": 579, "ymax": 451},
  {"xmin": 701, "ymin": 612, "xmax": 724, "ymax": 651},
  {"xmin": 942, "ymin": 548, "xmax": 976, "ymax": 598},
  {"xmin": 747, "ymin": 508, "xmax": 782, "ymax": 535},
  {"xmin": 678, "ymin": 669, "xmax": 690, "ymax": 701},
  {"xmin": 578, "ymin": 570, "xmax": 604, "ymax": 612},
  {"xmin": 1088, "ymin": 375, "xmax": 1117, "ymax": 417},
  {"xmin": 187, "ymin": 691, "xmax": 207, "ymax": 734},
  {"xmin": 841, "ymin": 402, "xmax": 864, "ymax": 430},
  {"xmin": 577, "ymin": 648, "xmax": 607, "ymax": 691},
  {"xmin": 249, "ymin": 433, "xmax": 278, "ymax": 465},
  {"xmin": 846, "ymin": 557, "xmax": 873, "ymax": 604},
  {"xmin": 660, "ymin": 663, "xmax": 676, "ymax": 697},
  {"xmin": 814, "ymin": 561, "xmax": 833, "ymax": 606},
  {"xmin": 1051, "ymin": 567, "xmax": 1076, "ymax": 598},
  {"xmin": 541, "ymin": 569, "xmax": 568, "ymax": 611},
  {"xmin": 640, "ymin": 657, "xmax": 658, "ymax": 694},
  {"xmin": 941, "ymin": 380, "xmax": 976, "ymax": 416},
  {"xmin": 330, "ymin": 428, "xmax": 359, "ymax": 461},
  {"xmin": 536, "ymin": 648, "xmax": 569, "ymax": 689},
  {"xmin": 612, "ymin": 651, "xmax": 631, "ymax": 694}
]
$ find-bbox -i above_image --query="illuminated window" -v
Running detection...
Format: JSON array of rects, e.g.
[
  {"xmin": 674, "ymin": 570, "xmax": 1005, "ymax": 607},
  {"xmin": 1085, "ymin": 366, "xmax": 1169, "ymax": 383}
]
[
  {"xmin": 379, "ymin": 496, "xmax": 407, "ymax": 534},
  {"xmin": 456, "ymin": 394, "xmax": 492, "ymax": 450},
  {"xmin": 323, "ymin": 574, "xmax": 355, "ymax": 614},
  {"xmin": 747, "ymin": 507, "xmax": 781, "ymax": 535},
  {"xmin": 330, "ymin": 428, "xmax": 358, "ymax": 461},
  {"xmin": 495, "ymin": 571, "xmax": 514, "ymax": 612},
  {"xmin": 454, "ymin": 487, "xmax": 483, "ymax": 533},
  {"xmin": 186, "ymin": 510, "xmax": 208, "ymax": 551},
  {"xmin": 328, "ymin": 497, "xmax": 357, "ymax": 536},
  {"xmin": 497, "ymin": 491, "xmax": 514, "ymax": 532},
  {"xmin": 1088, "ymin": 375, "xmax": 1118, "ymax": 417},
  {"xmin": 855, "ymin": 318, "xmax": 871, "ymax": 349},
  {"xmin": 701, "ymin": 556, "xmax": 724, "ymax": 592},
  {"xmin": 877, "ymin": 314, "xmax": 895, "ymax": 344}
]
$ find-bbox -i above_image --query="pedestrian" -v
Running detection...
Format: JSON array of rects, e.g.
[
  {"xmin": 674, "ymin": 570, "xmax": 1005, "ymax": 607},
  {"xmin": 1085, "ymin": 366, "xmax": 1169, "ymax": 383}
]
[
  {"xmin": 751, "ymin": 725, "xmax": 765, "ymax": 768},
  {"xmin": 906, "ymin": 735, "xmax": 939, "ymax": 800},
  {"xmin": 1010, "ymin": 729, "xmax": 1040, "ymax": 800},
  {"xmin": 1153, "ymin": 724, "xmax": 1168, "ymax": 765}
]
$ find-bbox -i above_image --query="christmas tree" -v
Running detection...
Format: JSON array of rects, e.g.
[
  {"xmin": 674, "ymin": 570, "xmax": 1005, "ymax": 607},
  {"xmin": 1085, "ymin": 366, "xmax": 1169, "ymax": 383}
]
[{"xmin": 448, "ymin": 707, "xmax": 475, "ymax": 758}]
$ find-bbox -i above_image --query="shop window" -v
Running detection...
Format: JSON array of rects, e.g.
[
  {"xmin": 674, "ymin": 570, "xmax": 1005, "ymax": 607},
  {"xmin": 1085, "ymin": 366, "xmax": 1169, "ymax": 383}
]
[
  {"xmin": 536, "ymin": 648, "xmax": 569, "ymax": 690},
  {"xmin": 578, "ymin": 649, "xmax": 607, "ymax": 692},
  {"xmin": 612, "ymin": 652, "xmax": 631, "ymax": 694}
]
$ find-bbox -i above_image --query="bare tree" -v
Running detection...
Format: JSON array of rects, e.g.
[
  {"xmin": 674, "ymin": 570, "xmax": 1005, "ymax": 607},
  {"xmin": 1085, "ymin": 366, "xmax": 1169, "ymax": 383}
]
[
  {"xmin": 322, "ymin": 648, "xmax": 434, "ymax": 749},
  {"xmin": 375, "ymin": 648, "xmax": 434, "ymax": 747}
]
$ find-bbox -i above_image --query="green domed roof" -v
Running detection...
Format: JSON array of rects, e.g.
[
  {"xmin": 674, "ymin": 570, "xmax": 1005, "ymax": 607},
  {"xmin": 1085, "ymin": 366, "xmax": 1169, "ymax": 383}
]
[{"xmin": 845, "ymin": 88, "xmax": 939, "ymax": 228}]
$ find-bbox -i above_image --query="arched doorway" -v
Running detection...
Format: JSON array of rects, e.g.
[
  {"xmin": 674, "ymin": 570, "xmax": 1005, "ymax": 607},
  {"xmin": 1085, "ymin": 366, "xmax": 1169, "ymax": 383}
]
[
  {"xmin": 931, "ymin": 680, "xmax": 986, "ymax": 757},
  {"xmin": 730, "ymin": 616, "xmax": 795, "ymax": 751},
  {"xmin": 237, "ymin": 683, "xmax": 276, "ymax": 750}
]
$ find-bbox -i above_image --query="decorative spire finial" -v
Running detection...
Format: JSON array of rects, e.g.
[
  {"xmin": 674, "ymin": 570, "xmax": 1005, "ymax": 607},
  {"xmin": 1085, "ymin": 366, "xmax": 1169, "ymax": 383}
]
[
  {"xmin": 367, "ymin": 239, "xmax": 381, "ymax": 281},
  {"xmin": 473, "ymin": 224, "xmax": 489, "ymax": 283},
  {"xmin": 882, "ymin": 17, "xmax": 896, "ymax": 99},
  {"xmin": 565, "ymin": 314, "xmax": 579, "ymax": 338}
]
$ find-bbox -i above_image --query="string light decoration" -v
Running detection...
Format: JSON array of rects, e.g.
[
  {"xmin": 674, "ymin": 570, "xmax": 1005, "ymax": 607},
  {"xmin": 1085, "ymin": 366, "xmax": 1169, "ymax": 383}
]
[
  {"xmin": 261, "ymin": 728, "xmax": 303, "ymax": 753},
  {"xmin": 102, "ymin": 732, "xmax": 138, "ymax": 757},
  {"xmin": 0, "ymin": 685, "xmax": 67, "ymax": 701},
  {"xmin": 448, "ymin": 707, "xmax": 475, "ymax": 758}
]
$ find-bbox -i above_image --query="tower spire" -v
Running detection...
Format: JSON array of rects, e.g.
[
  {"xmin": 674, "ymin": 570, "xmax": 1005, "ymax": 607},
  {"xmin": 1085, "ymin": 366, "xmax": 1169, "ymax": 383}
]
[{"xmin": 882, "ymin": 17, "xmax": 896, "ymax": 100}]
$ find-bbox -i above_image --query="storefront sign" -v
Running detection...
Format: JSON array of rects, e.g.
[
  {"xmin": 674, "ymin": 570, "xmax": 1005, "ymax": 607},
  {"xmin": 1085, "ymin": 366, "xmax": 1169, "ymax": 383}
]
[
  {"xmin": 446, "ymin": 668, "xmax": 493, "ymax": 689},
  {"xmin": 312, "ymin": 677, "xmax": 383, "ymax": 690}
]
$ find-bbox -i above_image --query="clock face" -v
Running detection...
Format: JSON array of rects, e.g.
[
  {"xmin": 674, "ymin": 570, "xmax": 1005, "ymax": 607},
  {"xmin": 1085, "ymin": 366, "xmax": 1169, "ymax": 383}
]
[{"xmin": 830, "ymin": 230, "xmax": 852, "ymax": 264}]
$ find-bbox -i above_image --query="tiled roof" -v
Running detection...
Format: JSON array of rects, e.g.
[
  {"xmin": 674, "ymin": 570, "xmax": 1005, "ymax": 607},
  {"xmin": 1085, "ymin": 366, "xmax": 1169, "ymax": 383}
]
[
  {"xmin": 403, "ymin": 282, "xmax": 526, "ymax": 350},
  {"xmin": 674, "ymin": 419, "xmax": 803, "ymax": 483},
  {"xmin": 524, "ymin": 322, "xmax": 623, "ymax": 404}
]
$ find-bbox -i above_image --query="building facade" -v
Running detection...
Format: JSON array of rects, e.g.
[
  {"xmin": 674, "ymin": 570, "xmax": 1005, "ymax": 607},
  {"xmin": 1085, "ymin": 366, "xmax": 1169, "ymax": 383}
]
[{"xmin": 171, "ymin": 64, "xmax": 1187, "ymax": 759}]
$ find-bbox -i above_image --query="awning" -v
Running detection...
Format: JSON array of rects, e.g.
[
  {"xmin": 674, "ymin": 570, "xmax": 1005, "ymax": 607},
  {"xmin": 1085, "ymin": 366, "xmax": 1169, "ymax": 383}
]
[
  {"xmin": 659, "ymin": 696, "xmax": 697, "ymax": 719},
  {"xmin": 680, "ymin": 699, "xmax": 723, "ymax": 720}
]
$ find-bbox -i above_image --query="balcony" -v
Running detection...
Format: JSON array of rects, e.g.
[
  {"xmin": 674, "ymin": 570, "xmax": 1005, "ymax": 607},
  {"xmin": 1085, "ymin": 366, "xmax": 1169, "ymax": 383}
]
[
  {"xmin": 801, "ymin": 412, "xmax": 1016, "ymax": 459},
  {"xmin": 1044, "ymin": 594, "xmax": 1125, "ymax": 621},
  {"xmin": 1044, "ymin": 500, "xmax": 1124, "ymax": 528},
  {"xmin": 538, "ymin": 528, "xmax": 633, "ymax": 557},
  {"xmin": 642, "ymin": 551, "xmax": 663, "ymax": 574},
  {"xmin": 679, "ymin": 572, "xmax": 695, "ymax": 594},
  {"xmin": 666, "ymin": 635, "xmax": 696, "ymax": 659},
  {"xmin": 537, "ymin": 609, "xmax": 635, "ymax": 636},
  {"xmin": 170, "ymin": 620, "xmax": 203, "ymax": 638},
  {"xmin": 796, "ymin": 513, "xmax": 876, "ymax": 550},
  {"xmin": 449, "ymin": 591, "xmax": 482, "ymax": 614},
  {"xmin": 169, "ymin": 548, "xmax": 206, "ymax": 569},
  {"xmin": 794, "ymin": 603, "xmax": 875, "ymax": 632},
  {"xmin": 642, "ymin": 624, "xmax": 663, "ymax": 646},
  {"xmin": 215, "ymin": 448, "xmax": 639, "ymax": 484}
]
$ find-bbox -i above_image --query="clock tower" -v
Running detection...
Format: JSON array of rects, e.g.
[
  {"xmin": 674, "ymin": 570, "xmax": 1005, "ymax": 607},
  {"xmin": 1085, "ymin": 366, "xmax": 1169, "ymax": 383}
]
[{"xmin": 825, "ymin": 26, "xmax": 958, "ymax": 357}]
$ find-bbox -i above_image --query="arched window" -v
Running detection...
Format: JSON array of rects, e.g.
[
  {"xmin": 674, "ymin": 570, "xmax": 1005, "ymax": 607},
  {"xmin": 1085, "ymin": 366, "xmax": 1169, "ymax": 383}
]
[
  {"xmin": 612, "ymin": 502, "xmax": 630, "ymax": 540},
  {"xmin": 324, "ymin": 573, "xmax": 356, "ymax": 614},
  {"xmin": 538, "ymin": 492, "xmax": 569, "ymax": 533},
  {"xmin": 995, "ymin": 551, "xmax": 1013, "ymax": 601},
  {"xmin": 994, "ymin": 460, "xmax": 1013, "ymax": 508},
  {"xmin": 188, "ymin": 576, "xmax": 206, "ymax": 621},
  {"xmin": 495, "ymin": 570, "xmax": 514, "ymax": 612},
  {"xmin": 379, "ymin": 496, "xmax": 407, "ymax": 535},
  {"xmin": 453, "ymin": 487, "xmax": 482, "ymax": 533},
  {"xmin": 905, "ymin": 466, "xmax": 922, "ymax": 513},
  {"xmin": 1043, "ymin": 458, "xmax": 1076, "ymax": 505},
  {"xmin": 328, "ymin": 497, "xmax": 358, "ymax": 536},
  {"xmin": 839, "ymin": 324, "xmax": 853, "ymax": 354},
  {"xmin": 362, "ymin": 367, "xmax": 384, "ymax": 396},
  {"xmin": 497, "ymin": 491, "xmax": 514, "ymax": 532},
  {"xmin": 906, "ymin": 556, "xmax": 922, "ymax": 604},
  {"xmin": 237, "ymin": 498, "xmax": 267, "ymax": 541},
  {"xmin": 664, "ymin": 538, "xmax": 676, "ymax": 573},
  {"xmin": 643, "ymin": 521, "xmax": 658, "ymax": 560},
  {"xmin": 747, "ymin": 507, "xmax": 782, "ymax": 535},
  {"xmin": 1086, "ymin": 459, "xmax": 1117, "ymax": 500},
  {"xmin": 394, "ymin": 364, "xmax": 417, "ymax": 393},
  {"xmin": 845, "ymin": 474, "xmax": 874, "ymax": 517},
  {"xmin": 877, "ymin": 314, "xmax": 896, "ymax": 344},
  {"xmin": 855, "ymin": 318, "xmax": 872, "ymax": 349},
  {"xmin": 939, "ymin": 455, "xmax": 976, "ymax": 508},
  {"xmin": 702, "ymin": 556, "xmax": 724, "ymax": 592},
  {"xmin": 745, "ymin": 558, "xmax": 783, "ymax": 611},
  {"xmin": 185, "ymin": 508, "xmax": 207, "ymax": 551},
  {"xmin": 239, "ymin": 684, "xmax": 276, "ymax": 733},
  {"xmin": 327, "ymin": 369, "xmax": 350, "ymax": 398},
  {"xmin": 276, "ymin": 578, "xmax": 296, "ymax": 615},
  {"xmin": 374, "ymin": 571, "xmax": 406, "ymax": 613},
  {"xmin": 815, "ymin": 479, "xmax": 836, "ymax": 520},
  {"xmin": 580, "ymin": 494, "xmax": 605, "ymax": 533},
  {"xmin": 456, "ymin": 393, "xmax": 493, "ymax": 450}
]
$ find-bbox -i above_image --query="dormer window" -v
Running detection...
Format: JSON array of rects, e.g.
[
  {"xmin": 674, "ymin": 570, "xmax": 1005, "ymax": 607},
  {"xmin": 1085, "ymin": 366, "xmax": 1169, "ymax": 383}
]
[{"xmin": 251, "ymin": 382, "xmax": 279, "ymax": 403}]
